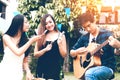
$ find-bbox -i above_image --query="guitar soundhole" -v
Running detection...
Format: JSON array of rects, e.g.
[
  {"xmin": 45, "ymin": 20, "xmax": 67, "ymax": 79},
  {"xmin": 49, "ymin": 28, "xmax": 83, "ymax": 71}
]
[
  {"xmin": 83, "ymin": 59, "xmax": 91, "ymax": 68},
  {"xmin": 86, "ymin": 52, "xmax": 91, "ymax": 60},
  {"xmin": 83, "ymin": 52, "xmax": 91, "ymax": 68}
]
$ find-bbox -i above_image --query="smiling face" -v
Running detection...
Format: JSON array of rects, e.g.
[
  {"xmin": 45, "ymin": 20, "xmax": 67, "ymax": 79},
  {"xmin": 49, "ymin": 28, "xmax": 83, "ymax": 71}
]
[{"xmin": 45, "ymin": 16, "xmax": 55, "ymax": 31}]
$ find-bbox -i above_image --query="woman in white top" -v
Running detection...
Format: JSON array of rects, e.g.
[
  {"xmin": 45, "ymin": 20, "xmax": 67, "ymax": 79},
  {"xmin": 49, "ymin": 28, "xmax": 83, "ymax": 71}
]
[{"xmin": 0, "ymin": 14, "xmax": 41, "ymax": 80}]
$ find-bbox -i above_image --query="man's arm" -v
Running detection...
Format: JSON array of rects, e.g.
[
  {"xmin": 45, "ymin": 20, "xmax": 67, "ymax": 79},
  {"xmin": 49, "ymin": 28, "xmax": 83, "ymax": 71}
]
[{"xmin": 109, "ymin": 36, "xmax": 120, "ymax": 48}]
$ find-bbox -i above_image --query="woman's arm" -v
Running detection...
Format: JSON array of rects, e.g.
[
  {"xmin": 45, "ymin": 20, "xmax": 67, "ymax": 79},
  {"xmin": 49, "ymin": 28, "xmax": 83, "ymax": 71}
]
[
  {"xmin": 3, "ymin": 34, "xmax": 41, "ymax": 56},
  {"xmin": 23, "ymin": 56, "xmax": 33, "ymax": 80},
  {"xmin": 57, "ymin": 33, "xmax": 67, "ymax": 58},
  {"xmin": 34, "ymin": 42, "xmax": 52, "ymax": 58}
]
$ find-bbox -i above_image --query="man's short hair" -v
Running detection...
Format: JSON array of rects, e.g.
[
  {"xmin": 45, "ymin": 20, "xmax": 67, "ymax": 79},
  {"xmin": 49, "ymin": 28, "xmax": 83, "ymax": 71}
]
[{"xmin": 78, "ymin": 12, "xmax": 95, "ymax": 26}]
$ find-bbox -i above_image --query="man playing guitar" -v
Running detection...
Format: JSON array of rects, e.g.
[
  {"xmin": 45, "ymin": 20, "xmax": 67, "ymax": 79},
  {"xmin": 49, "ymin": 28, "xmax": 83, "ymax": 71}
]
[{"xmin": 70, "ymin": 12, "xmax": 116, "ymax": 80}]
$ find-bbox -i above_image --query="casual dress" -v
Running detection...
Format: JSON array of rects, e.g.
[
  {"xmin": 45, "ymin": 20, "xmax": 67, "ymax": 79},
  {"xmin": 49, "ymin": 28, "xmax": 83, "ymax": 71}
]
[
  {"xmin": 36, "ymin": 40, "xmax": 64, "ymax": 80},
  {"xmin": 0, "ymin": 47, "xmax": 24, "ymax": 80}
]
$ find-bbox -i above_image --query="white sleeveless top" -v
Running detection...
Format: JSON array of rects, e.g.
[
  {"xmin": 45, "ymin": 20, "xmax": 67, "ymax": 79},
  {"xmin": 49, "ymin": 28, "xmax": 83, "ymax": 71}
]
[{"xmin": 0, "ymin": 47, "xmax": 24, "ymax": 80}]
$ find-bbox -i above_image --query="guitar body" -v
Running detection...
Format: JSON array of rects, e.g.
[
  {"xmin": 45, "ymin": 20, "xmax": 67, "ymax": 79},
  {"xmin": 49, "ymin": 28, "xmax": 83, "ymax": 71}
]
[{"xmin": 73, "ymin": 43, "xmax": 101, "ymax": 79}]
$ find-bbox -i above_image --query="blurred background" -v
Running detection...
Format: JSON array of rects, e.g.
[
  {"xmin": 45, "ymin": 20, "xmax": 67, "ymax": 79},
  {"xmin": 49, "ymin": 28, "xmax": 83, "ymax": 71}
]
[{"xmin": 0, "ymin": 0, "xmax": 120, "ymax": 80}]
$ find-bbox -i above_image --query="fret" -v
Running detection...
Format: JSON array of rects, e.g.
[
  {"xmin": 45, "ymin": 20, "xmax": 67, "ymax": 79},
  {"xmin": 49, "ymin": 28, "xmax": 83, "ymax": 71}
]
[{"xmin": 91, "ymin": 40, "xmax": 109, "ymax": 55}]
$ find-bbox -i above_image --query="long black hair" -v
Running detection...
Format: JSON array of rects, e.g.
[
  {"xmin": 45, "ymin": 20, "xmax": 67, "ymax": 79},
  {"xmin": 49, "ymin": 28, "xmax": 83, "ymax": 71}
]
[
  {"xmin": 5, "ymin": 14, "xmax": 24, "ymax": 36},
  {"xmin": 0, "ymin": 35, "xmax": 3, "ymax": 54},
  {"xmin": 1, "ymin": 14, "xmax": 31, "ymax": 57}
]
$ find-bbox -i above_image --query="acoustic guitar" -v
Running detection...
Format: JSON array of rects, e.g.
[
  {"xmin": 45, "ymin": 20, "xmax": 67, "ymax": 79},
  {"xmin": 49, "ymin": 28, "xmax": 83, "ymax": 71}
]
[{"xmin": 73, "ymin": 40, "xmax": 109, "ymax": 79}]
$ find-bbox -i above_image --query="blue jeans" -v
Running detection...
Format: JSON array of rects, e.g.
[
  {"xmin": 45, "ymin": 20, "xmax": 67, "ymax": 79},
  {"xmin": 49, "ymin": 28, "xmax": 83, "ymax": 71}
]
[{"xmin": 85, "ymin": 66, "xmax": 113, "ymax": 80}]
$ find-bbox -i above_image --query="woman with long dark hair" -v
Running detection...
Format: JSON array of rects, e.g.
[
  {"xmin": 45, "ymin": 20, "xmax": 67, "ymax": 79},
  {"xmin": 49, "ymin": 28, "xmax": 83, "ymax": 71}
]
[{"xmin": 0, "ymin": 14, "xmax": 41, "ymax": 80}]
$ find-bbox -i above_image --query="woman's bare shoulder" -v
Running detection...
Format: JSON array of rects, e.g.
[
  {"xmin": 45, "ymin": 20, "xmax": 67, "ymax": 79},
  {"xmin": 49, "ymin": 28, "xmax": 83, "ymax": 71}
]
[{"xmin": 3, "ymin": 34, "xmax": 10, "ymax": 39}]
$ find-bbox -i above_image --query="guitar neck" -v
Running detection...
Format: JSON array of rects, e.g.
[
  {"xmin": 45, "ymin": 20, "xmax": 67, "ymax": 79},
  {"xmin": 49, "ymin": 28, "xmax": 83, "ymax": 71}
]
[{"xmin": 91, "ymin": 40, "xmax": 109, "ymax": 56}]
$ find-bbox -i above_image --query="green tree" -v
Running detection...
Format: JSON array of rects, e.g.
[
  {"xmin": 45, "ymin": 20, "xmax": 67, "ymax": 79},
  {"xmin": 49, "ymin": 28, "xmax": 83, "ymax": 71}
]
[{"xmin": 17, "ymin": 0, "xmax": 103, "ymax": 73}]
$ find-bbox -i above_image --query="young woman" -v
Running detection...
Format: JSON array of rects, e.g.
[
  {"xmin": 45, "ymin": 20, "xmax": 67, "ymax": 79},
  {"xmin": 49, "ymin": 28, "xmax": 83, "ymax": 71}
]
[
  {"xmin": 34, "ymin": 14, "xmax": 67, "ymax": 80},
  {"xmin": 0, "ymin": 14, "xmax": 41, "ymax": 80}
]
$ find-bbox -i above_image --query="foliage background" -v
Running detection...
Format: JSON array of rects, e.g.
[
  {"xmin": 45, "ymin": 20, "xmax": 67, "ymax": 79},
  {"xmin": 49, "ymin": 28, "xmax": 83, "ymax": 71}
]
[
  {"xmin": 0, "ymin": 0, "xmax": 120, "ymax": 74},
  {"xmin": 17, "ymin": 0, "xmax": 120, "ymax": 73}
]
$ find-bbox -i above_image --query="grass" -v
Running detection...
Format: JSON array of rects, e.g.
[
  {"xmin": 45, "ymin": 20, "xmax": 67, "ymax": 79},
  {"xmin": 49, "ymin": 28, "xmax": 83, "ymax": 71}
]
[
  {"xmin": 23, "ymin": 72, "xmax": 120, "ymax": 80},
  {"xmin": 114, "ymin": 72, "xmax": 120, "ymax": 80}
]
